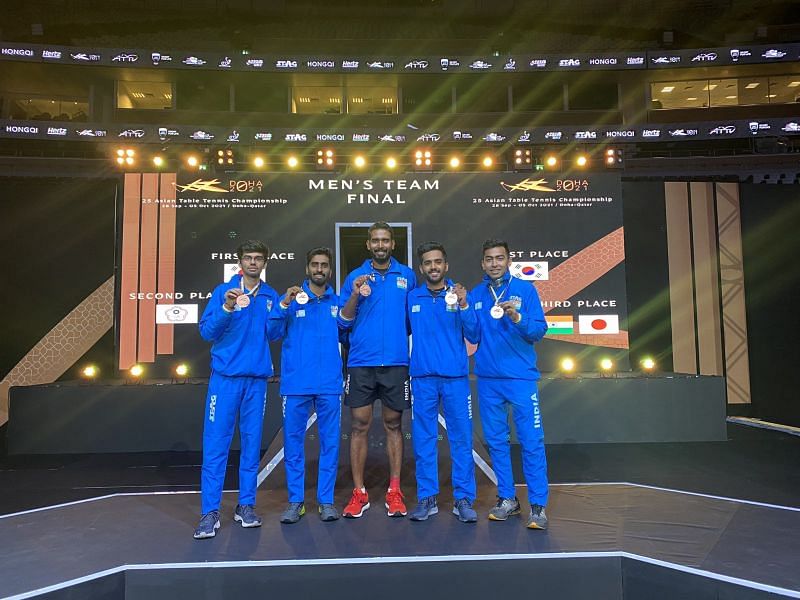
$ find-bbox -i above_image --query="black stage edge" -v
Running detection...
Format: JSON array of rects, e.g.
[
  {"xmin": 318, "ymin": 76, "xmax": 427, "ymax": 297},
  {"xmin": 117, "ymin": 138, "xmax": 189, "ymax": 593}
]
[
  {"xmin": 8, "ymin": 374, "xmax": 726, "ymax": 454},
  {"xmin": 31, "ymin": 556, "xmax": 794, "ymax": 600}
]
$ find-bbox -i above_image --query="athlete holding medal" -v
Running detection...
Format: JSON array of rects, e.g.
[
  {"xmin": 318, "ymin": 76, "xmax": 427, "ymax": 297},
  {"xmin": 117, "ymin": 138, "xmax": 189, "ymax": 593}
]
[
  {"xmin": 406, "ymin": 241, "xmax": 479, "ymax": 523},
  {"xmin": 270, "ymin": 247, "xmax": 345, "ymax": 524},
  {"xmin": 464, "ymin": 239, "xmax": 550, "ymax": 530},
  {"xmin": 339, "ymin": 222, "xmax": 416, "ymax": 518},
  {"xmin": 194, "ymin": 240, "xmax": 281, "ymax": 539}
]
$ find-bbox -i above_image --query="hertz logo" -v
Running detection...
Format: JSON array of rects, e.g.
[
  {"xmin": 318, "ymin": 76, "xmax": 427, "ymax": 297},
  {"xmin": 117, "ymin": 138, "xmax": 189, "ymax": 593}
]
[
  {"xmin": 174, "ymin": 179, "xmax": 228, "ymax": 192},
  {"xmin": 500, "ymin": 178, "xmax": 556, "ymax": 192}
]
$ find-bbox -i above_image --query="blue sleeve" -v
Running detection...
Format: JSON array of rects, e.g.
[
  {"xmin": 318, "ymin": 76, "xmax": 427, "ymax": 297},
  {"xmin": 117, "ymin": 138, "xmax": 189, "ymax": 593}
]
[
  {"xmin": 265, "ymin": 289, "xmax": 284, "ymax": 342},
  {"xmin": 198, "ymin": 285, "xmax": 233, "ymax": 342},
  {"xmin": 461, "ymin": 290, "xmax": 481, "ymax": 345},
  {"xmin": 337, "ymin": 272, "xmax": 357, "ymax": 329},
  {"xmin": 267, "ymin": 294, "xmax": 290, "ymax": 340},
  {"xmin": 513, "ymin": 284, "xmax": 548, "ymax": 343}
]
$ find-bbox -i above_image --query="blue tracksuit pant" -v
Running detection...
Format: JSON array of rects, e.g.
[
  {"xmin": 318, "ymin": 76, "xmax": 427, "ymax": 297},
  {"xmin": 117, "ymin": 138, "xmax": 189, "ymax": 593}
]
[
  {"xmin": 411, "ymin": 376, "xmax": 476, "ymax": 501},
  {"xmin": 477, "ymin": 378, "xmax": 548, "ymax": 506},
  {"xmin": 283, "ymin": 394, "xmax": 341, "ymax": 504},
  {"xmin": 201, "ymin": 373, "xmax": 267, "ymax": 515}
]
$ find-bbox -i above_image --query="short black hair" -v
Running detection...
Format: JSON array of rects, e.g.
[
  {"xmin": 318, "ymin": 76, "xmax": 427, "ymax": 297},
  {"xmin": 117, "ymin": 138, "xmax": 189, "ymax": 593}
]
[
  {"xmin": 482, "ymin": 239, "xmax": 510, "ymax": 256},
  {"xmin": 368, "ymin": 221, "xmax": 393, "ymax": 240},
  {"xmin": 416, "ymin": 241, "xmax": 447, "ymax": 261},
  {"xmin": 306, "ymin": 246, "xmax": 333, "ymax": 266},
  {"xmin": 237, "ymin": 240, "xmax": 269, "ymax": 259}
]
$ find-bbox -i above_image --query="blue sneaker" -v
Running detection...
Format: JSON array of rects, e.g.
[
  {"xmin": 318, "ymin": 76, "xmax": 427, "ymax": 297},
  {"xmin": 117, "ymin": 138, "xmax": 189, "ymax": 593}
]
[
  {"xmin": 409, "ymin": 496, "xmax": 438, "ymax": 521},
  {"xmin": 193, "ymin": 511, "xmax": 220, "ymax": 539},
  {"xmin": 452, "ymin": 498, "xmax": 478, "ymax": 523},
  {"xmin": 234, "ymin": 504, "xmax": 262, "ymax": 528}
]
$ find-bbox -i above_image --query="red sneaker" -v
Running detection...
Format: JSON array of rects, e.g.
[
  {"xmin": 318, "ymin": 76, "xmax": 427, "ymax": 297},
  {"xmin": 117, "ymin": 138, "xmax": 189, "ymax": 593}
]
[
  {"xmin": 343, "ymin": 488, "xmax": 370, "ymax": 518},
  {"xmin": 385, "ymin": 488, "xmax": 407, "ymax": 517}
]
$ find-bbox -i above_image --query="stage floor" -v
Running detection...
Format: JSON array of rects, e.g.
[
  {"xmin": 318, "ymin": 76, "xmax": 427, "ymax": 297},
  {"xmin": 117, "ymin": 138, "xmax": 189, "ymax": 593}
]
[{"xmin": 1, "ymin": 423, "xmax": 799, "ymax": 598}]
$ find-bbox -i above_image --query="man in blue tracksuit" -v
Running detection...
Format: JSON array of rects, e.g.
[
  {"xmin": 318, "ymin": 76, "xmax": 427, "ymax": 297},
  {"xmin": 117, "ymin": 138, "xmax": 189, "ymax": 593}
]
[
  {"xmin": 193, "ymin": 240, "xmax": 281, "ymax": 539},
  {"xmin": 407, "ymin": 241, "xmax": 479, "ymax": 523},
  {"xmin": 465, "ymin": 239, "xmax": 550, "ymax": 530},
  {"xmin": 269, "ymin": 247, "xmax": 344, "ymax": 524},
  {"xmin": 339, "ymin": 222, "xmax": 416, "ymax": 518}
]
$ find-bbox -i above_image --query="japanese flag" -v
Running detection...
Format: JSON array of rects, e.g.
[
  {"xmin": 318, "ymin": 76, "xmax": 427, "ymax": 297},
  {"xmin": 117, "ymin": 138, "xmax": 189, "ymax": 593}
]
[
  {"xmin": 578, "ymin": 314, "xmax": 619, "ymax": 334},
  {"xmin": 224, "ymin": 263, "xmax": 266, "ymax": 283},
  {"xmin": 511, "ymin": 261, "xmax": 549, "ymax": 281}
]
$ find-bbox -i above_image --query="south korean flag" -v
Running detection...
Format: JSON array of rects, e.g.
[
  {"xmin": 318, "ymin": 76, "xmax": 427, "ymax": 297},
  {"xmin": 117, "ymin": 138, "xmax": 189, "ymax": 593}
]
[{"xmin": 511, "ymin": 261, "xmax": 549, "ymax": 281}]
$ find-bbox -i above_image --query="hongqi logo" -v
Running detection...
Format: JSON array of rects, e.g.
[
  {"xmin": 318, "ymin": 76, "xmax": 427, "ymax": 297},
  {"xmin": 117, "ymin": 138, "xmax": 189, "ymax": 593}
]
[
  {"xmin": 175, "ymin": 179, "xmax": 228, "ymax": 193},
  {"xmin": 500, "ymin": 178, "xmax": 556, "ymax": 193}
]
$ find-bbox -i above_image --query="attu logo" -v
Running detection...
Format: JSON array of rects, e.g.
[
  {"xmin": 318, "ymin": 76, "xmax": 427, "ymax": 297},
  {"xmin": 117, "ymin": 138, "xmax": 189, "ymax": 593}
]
[
  {"xmin": 501, "ymin": 178, "xmax": 556, "ymax": 192},
  {"xmin": 175, "ymin": 179, "xmax": 228, "ymax": 192}
]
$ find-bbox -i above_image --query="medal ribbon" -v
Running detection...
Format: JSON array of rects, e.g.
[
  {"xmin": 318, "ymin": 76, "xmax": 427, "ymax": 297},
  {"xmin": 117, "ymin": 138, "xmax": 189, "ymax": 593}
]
[{"xmin": 488, "ymin": 282, "xmax": 508, "ymax": 306}]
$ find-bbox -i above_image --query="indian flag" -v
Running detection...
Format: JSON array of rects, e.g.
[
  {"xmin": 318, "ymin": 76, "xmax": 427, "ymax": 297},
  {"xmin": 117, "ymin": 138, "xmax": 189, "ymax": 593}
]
[{"xmin": 546, "ymin": 315, "xmax": 573, "ymax": 335}]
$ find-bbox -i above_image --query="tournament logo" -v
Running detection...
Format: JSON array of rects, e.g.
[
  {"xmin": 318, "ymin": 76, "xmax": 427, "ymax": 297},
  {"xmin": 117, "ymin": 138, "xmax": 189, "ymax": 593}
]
[
  {"xmin": 500, "ymin": 178, "xmax": 556, "ymax": 193},
  {"xmin": 175, "ymin": 179, "xmax": 228, "ymax": 193}
]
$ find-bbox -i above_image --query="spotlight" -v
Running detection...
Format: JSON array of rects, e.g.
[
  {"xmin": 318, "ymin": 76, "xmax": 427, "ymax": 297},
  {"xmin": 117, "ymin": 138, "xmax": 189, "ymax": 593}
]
[
  {"xmin": 511, "ymin": 148, "xmax": 532, "ymax": 171},
  {"xmin": 287, "ymin": 155, "xmax": 300, "ymax": 169},
  {"xmin": 129, "ymin": 364, "xmax": 144, "ymax": 378},
  {"xmin": 385, "ymin": 156, "xmax": 398, "ymax": 170},
  {"xmin": 640, "ymin": 357, "xmax": 656, "ymax": 372},
  {"xmin": 599, "ymin": 358, "xmax": 615, "ymax": 373},
  {"xmin": 353, "ymin": 154, "xmax": 367, "ymax": 169},
  {"xmin": 216, "ymin": 148, "xmax": 235, "ymax": 166},
  {"xmin": 413, "ymin": 149, "xmax": 432, "ymax": 171},
  {"xmin": 252, "ymin": 156, "xmax": 265, "ymax": 169},
  {"xmin": 481, "ymin": 155, "xmax": 495, "ymax": 169},
  {"xmin": 544, "ymin": 154, "xmax": 560, "ymax": 170},
  {"xmin": 175, "ymin": 363, "xmax": 189, "ymax": 377},
  {"xmin": 560, "ymin": 357, "xmax": 576, "ymax": 373},
  {"xmin": 152, "ymin": 155, "xmax": 164, "ymax": 168},
  {"xmin": 186, "ymin": 155, "xmax": 200, "ymax": 169},
  {"xmin": 605, "ymin": 147, "xmax": 623, "ymax": 168},
  {"xmin": 115, "ymin": 148, "xmax": 136, "ymax": 167},
  {"xmin": 575, "ymin": 153, "xmax": 589, "ymax": 168},
  {"xmin": 448, "ymin": 155, "xmax": 461, "ymax": 169},
  {"xmin": 317, "ymin": 149, "xmax": 335, "ymax": 170},
  {"xmin": 80, "ymin": 364, "xmax": 99, "ymax": 379}
]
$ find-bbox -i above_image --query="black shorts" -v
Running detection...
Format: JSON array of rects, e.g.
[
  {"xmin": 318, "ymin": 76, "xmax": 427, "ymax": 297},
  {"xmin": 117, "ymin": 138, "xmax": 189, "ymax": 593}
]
[{"xmin": 344, "ymin": 366, "xmax": 410, "ymax": 412}]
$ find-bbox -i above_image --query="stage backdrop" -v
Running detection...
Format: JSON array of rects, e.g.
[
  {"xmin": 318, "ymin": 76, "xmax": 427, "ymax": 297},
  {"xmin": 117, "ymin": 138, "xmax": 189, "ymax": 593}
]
[{"xmin": 117, "ymin": 171, "xmax": 628, "ymax": 377}]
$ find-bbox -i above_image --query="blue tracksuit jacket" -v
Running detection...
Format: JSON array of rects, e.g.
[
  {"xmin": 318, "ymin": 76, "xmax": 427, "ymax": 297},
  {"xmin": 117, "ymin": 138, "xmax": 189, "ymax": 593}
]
[
  {"xmin": 199, "ymin": 274, "xmax": 281, "ymax": 376},
  {"xmin": 407, "ymin": 279, "xmax": 478, "ymax": 377},
  {"xmin": 338, "ymin": 257, "xmax": 416, "ymax": 367},
  {"xmin": 465, "ymin": 272, "xmax": 548, "ymax": 380},
  {"xmin": 269, "ymin": 281, "xmax": 344, "ymax": 395}
]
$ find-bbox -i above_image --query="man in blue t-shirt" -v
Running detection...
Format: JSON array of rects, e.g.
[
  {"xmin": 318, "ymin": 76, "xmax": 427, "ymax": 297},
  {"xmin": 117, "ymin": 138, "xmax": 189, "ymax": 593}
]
[
  {"xmin": 194, "ymin": 240, "xmax": 281, "ymax": 539},
  {"xmin": 269, "ymin": 247, "xmax": 345, "ymax": 524},
  {"xmin": 338, "ymin": 222, "xmax": 416, "ymax": 518},
  {"xmin": 466, "ymin": 239, "xmax": 550, "ymax": 530}
]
